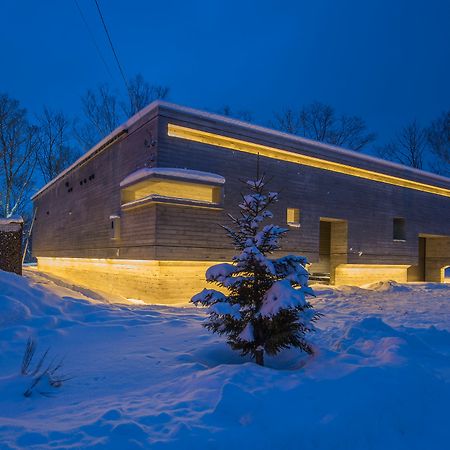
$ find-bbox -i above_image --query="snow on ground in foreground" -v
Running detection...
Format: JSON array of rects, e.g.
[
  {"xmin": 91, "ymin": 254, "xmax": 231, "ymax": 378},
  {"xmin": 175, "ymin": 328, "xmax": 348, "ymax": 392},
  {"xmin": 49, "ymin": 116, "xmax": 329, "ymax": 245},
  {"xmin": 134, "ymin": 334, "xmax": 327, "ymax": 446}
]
[{"xmin": 1, "ymin": 271, "xmax": 450, "ymax": 450}]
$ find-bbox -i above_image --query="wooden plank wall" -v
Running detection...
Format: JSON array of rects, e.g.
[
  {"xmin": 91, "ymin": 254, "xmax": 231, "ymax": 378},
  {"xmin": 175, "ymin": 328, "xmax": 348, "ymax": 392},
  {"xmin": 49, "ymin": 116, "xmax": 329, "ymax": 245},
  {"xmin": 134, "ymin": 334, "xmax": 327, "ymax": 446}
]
[{"xmin": 32, "ymin": 115, "xmax": 160, "ymax": 260}]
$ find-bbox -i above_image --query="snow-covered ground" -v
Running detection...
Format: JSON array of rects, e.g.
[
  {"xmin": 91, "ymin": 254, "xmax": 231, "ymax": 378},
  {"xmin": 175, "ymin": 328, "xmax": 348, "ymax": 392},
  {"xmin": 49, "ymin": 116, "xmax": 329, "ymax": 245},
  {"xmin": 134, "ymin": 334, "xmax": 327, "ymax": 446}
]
[{"xmin": 1, "ymin": 270, "xmax": 450, "ymax": 450}]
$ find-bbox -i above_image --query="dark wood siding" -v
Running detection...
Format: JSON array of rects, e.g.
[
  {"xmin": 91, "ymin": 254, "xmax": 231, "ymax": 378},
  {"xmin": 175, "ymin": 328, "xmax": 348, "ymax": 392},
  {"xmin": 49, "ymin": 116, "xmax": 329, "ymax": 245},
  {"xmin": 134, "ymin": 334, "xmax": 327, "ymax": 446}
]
[{"xmin": 32, "ymin": 115, "xmax": 159, "ymax": 259}]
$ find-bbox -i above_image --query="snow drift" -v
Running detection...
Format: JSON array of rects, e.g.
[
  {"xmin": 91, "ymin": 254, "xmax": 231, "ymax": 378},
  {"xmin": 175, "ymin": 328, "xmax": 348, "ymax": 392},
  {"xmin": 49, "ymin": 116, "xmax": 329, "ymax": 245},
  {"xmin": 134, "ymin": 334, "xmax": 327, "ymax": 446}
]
[{"xmin": 1, "ymin": 269, "xmax": 450, "ymax": 449}]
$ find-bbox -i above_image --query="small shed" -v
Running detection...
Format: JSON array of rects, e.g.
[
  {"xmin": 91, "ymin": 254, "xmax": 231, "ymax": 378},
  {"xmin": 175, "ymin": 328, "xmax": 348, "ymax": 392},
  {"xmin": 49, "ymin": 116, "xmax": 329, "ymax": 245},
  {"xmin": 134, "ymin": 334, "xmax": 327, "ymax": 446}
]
[{"xmin": 0, "ymin": 217, "xmax": 24, "ymax": 275}]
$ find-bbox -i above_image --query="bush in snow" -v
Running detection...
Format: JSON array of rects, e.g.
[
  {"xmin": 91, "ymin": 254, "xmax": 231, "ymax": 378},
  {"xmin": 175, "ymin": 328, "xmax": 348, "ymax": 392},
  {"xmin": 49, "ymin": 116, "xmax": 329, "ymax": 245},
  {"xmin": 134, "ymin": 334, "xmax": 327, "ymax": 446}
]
[
  {"xmin": 21, "ymin": 338, "xmax": 67, "ymax": 397},
  {"xmin": 191, "ymin": 176, "xmax": 320, "ymax": 366}
]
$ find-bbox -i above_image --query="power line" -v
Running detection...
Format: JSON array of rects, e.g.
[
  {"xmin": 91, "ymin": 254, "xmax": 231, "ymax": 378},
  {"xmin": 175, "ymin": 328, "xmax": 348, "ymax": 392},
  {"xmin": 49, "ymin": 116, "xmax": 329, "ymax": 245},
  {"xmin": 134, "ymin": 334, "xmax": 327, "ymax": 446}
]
[
  {"xmin": 93, "ymin": 0, "xmax": 131, "ymax": 95},
  {"xmin": 73, "ymin": 0, "xmax": 115, "ymax": 81}
]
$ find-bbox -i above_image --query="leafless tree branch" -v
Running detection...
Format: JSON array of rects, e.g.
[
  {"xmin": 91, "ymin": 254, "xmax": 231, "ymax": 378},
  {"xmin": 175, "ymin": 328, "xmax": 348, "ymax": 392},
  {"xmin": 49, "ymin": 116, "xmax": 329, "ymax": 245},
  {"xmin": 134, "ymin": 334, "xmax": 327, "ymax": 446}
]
[
  {"xmin": 75, "ymin": 75, "xmax": 169, "ymax": 149},
  {"xmin": 0, "ymin": 93, "xmax": 38, "ymax": 217},
  {"xmin": 216, "ymin": 105, "xmax": 253, "ymax": 123},
  {"xmin": 37, "ymin": 107, "xmax": 79, "ymax": 183},
  {"xmin": 272, "ymin": 101, "xmax": 376, "ymax": 151},
  {"xmin": 377, "ymin": 120, "xmax": 427, "ymax": 169},
  {"xmin": 426, "ymin": 111, "xmax": 449, "ymax": 175}
]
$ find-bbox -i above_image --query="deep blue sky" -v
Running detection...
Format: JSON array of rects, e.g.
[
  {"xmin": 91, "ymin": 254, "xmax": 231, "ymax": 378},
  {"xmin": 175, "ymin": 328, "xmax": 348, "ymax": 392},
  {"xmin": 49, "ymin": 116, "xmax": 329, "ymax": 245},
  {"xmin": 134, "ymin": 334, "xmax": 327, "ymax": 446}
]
[{"xmin": 1, "ymin": 0, "xmax": 449, "ymax": 149}]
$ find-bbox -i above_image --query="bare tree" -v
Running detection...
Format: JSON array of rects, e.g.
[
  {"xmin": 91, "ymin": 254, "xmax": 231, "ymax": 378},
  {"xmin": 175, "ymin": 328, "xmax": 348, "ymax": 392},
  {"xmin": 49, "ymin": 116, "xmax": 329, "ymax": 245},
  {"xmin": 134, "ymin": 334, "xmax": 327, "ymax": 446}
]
[
  {"xmin": 121, "ymin": 74, "xmax": 169, "ymax": 117},
  {"xmin": 272, "ymin": 102, "xmax": 376, "ymax": 151},
  {"xmin": 298, "ymin": 102, "xmax": 335, "ymax": 142},
  {"xmin": 427, "ymin": 111, "xmax": 449, "ymax": 175},
  {"xmin": 37, "ymin": 108, "xmax": 79, "ymax": 183},
  {"xmin": 0, "ymin": 94, "xmax": 39, "ymax": 218},
  {"xmin": 377, "ymin": 120, "xmax": 427, "ymax": 169},
  {"xmin": 330, "ymin": 114, "xmax": 376, "ymax": 151},
  {"xmin": 272, "ymin": 109, "xmax": 301, "ymax": 134},
  {"xmin": 216, "ymin": 105, "xmax": 253, "ymax": 122},
  {"xmin": 75, "ymin": 75, "xmax": 170, "ymax": 149},
  {"xmin": 75, "ymin": 84, "xmax": 120, "ymax": 149}
]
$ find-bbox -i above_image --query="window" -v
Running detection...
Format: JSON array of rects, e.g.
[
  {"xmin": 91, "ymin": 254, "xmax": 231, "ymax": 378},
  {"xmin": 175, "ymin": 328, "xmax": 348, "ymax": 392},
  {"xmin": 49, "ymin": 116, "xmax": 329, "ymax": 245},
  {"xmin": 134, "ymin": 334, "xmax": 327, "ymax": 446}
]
[
  {"xmin": 393, "ymin": 218, "xmax": 405, "ymax": 241},
  {"xmin": 110, "ymin": 215, "xmax": 121, "ymax": 240},
  {"xmin": 287, "ymin": 208, "xmax": 300, "ymax": 227}
]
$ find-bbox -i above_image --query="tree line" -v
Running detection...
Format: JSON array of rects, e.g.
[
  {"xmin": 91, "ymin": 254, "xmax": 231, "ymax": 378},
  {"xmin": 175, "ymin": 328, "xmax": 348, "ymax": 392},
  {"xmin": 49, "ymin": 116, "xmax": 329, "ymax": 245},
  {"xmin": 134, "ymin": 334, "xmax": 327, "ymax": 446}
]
[
  {"xmin": 271, "ymin": 103, "xmax": 449, "ymax": 174},
  {"xmin": 0, "ymin": 74, "xmax": 448, "ymax": 220},
  {"xmin": 0, "ymin": 74, "xmax": 169, "ymax": 220}
]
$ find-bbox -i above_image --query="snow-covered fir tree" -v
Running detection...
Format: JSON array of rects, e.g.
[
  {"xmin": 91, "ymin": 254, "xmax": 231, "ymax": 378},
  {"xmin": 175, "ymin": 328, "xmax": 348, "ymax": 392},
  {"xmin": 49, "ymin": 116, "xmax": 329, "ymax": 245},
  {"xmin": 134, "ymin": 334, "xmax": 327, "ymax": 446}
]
[{"xmin": 191, "ymin": 175, "xmax": 320, "ymax": 366}]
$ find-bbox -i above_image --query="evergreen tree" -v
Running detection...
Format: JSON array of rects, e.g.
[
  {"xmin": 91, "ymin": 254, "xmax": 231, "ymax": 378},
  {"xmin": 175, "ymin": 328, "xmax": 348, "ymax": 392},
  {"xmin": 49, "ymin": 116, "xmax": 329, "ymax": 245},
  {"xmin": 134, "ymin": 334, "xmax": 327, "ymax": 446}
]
[{"xmin": 191, "ymin": 176, "xmax": 320, "ymax": 366}]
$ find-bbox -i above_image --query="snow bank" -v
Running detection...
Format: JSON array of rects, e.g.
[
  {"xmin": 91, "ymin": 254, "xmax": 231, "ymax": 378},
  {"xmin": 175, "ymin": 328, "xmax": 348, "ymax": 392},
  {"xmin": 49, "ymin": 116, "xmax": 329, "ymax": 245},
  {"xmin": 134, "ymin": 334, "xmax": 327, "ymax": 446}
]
[{"xmin": 1, "ymin": 270, "xmax": 450, "ymax": 449}]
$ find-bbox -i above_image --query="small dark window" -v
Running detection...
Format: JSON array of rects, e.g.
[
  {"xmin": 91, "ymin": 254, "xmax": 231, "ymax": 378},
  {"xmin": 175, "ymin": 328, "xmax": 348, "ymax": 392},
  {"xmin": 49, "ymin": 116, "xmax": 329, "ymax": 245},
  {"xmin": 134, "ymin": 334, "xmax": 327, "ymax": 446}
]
[
  {"xmin": 65, "ymin": 181, "xmax": 69, "ymax": 187},
  {"xmin": 393, "ymin": 218, "xmax": 405, "ymax": 241},
  {"xmin": 84, "ymin": 179, "xmax": 87, "ymax": 183},
  {"xmin": 46, "ymin": 211, "xmax": 50, "ymax": 215},
  {"xmin": 110, "ymin": 216, "xmax": 120, "ymax": 239},
  {"xmin": 80, "ymin": 181, "xmax": 83, "ymax": 186}
]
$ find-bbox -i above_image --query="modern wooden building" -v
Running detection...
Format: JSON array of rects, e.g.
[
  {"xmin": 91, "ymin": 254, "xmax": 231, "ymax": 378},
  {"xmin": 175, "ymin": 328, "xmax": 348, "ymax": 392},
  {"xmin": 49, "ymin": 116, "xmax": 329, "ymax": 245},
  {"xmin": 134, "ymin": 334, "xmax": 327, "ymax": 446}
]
[{"xmin": 32, "ymin": 101, "xmax": 450, "ymax": 303}]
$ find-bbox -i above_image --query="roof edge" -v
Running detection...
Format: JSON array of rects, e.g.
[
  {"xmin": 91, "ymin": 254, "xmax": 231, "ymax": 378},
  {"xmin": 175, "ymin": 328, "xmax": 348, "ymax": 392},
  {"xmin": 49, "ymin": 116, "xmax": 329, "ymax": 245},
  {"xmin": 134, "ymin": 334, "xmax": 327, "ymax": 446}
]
[
  {"xmin": 156, "ymin": 101, "xmax": 450, "ymax": 186},
  {"xmin": 31, "ymin": 100, "xmax": 450, "ymax": 201},
  {"xmin": 31, "ymin": 100, "xmax": 163, "ymax": 200}
]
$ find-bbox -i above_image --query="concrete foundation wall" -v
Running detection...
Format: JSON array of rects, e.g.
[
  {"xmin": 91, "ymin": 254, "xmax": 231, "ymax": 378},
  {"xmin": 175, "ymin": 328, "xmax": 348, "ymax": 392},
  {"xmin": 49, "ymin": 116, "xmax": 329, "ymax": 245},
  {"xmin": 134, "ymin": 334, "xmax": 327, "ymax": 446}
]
[{"xmin": 37, "ymin": 257, "xmax": 218, "ymax": 305}]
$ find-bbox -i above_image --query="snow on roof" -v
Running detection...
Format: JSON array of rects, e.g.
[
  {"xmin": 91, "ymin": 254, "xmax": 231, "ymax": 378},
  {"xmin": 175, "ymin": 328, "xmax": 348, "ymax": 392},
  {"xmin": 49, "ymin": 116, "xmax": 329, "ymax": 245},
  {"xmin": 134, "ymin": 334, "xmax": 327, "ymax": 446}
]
[
  {"xmin": 0, "ymin": 216, "xmax": 24, "ymax": 225},
  {"xmin": 31, "ymin": 100, "xmax": 450, "ymax": 200},
  {"xmin": 119, "ymin": 167, "xmax": 226, "ymax": 188}
]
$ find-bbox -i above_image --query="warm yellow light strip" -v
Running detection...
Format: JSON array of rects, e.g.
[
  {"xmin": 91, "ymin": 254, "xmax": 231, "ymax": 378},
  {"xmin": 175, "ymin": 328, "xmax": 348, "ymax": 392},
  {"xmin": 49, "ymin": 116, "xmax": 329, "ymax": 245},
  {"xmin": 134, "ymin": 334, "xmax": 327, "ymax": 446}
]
[
  {"xmin": 36, "ymin": 257, "xmax": 224, "ymax": 305},
  {"xmin": 168, "ymin": 124, "xmax": 450, "ymax": 198}
]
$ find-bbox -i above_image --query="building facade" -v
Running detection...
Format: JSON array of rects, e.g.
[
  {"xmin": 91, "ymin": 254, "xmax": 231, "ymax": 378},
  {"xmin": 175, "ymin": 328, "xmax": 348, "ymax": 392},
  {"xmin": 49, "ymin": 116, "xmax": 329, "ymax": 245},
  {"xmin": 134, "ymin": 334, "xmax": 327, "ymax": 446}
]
[{"xmin": 32, "ymin": 102, "xmax": 450, "ymax": 304}]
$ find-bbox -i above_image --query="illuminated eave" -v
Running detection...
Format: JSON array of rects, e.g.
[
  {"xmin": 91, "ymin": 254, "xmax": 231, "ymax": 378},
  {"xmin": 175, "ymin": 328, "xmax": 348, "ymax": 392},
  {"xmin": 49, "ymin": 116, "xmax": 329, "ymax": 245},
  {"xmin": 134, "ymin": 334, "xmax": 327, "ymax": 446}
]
[{"xmin": 167, "ymin": 124, "xmax": 450, "ymax": 198}]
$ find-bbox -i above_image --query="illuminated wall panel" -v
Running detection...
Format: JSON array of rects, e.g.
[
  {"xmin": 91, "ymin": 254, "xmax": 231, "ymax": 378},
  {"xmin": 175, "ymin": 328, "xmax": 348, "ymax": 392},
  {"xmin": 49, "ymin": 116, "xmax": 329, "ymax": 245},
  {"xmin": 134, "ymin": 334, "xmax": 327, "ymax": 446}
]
[
  {"xmin": 37, "ymin": 257, "xmax": 223, "ymax": 305},
  {"xmin": 121, "ymin": 178, "xmax": 221, "ymax": 205},
  {"xmin": 334, "ymin": 264, "xmax": 411, "ymax": 286}
]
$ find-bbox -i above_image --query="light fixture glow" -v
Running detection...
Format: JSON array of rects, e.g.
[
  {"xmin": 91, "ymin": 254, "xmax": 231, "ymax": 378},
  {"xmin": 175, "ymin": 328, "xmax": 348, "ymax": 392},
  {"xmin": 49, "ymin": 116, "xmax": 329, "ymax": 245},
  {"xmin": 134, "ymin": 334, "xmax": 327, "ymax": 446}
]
[
  {"xmin": 334, "ymin": 264, "xmax": 412, "ymax": 286},
  {"xmin": 36, "ymin": 257, "xmax": 224, "ymax": 305},
  {"xmin": 168, "ymin": 124, "xmax": 450, "ymax": 198},
  {"xmin": 121, "ymin": 178, "xmax": 221, "ymax": 205}
]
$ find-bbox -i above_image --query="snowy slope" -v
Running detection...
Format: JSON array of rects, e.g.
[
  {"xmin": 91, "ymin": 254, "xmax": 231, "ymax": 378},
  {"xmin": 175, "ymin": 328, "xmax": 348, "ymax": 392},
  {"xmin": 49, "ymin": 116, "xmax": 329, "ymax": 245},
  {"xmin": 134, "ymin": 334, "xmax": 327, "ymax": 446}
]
[{"xmin": 1, "ymin": 270, "xmax": 450, "ymax": 449}]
